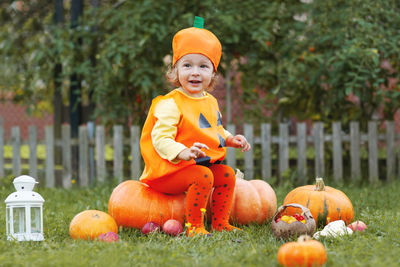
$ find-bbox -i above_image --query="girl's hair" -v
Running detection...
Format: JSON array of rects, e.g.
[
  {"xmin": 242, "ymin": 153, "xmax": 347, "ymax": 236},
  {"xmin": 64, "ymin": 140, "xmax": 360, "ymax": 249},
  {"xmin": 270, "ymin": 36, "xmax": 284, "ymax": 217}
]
[{"xmin": 165, "ymin": 65, "xmax": 218, "ymax": 91}]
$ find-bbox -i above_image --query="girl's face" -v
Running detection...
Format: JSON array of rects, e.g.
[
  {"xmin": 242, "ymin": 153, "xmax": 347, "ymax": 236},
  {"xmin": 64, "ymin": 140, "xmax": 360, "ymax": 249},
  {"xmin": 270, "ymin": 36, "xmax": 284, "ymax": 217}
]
[{"xmin": 176, "ymin": 54, "xmax": 214, "ymax": 97}]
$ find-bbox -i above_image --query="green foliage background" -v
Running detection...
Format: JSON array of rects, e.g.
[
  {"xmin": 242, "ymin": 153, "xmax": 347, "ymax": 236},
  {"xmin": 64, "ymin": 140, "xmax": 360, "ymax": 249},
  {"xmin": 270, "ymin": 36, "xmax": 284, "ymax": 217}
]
[{"xmin": 0, "ymin": 0, "xmax": 399, "ymax": 129}]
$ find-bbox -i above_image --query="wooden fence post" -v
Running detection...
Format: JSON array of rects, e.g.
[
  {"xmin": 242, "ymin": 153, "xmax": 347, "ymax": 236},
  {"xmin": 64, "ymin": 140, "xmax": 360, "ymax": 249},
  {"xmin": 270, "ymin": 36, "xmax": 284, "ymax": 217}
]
[
  {"xmin": 279, "ymin": 123, "xmax": 289, "ymax": 181},
  {"xmin": 11, "ymin": 127, "xmax": 21, "ymax": 176},
  {"xmin": 261, "ymin": 123, "xmax": 271, "ymax": 181},
  {"xmin": 87, "ymin": 122, "xmax": 95, "ymax": 186},
  {"xmin": 332, "ymin": 122, "xmax": 343, "ymax": 182},
  {"xmin": 244, "ymin": 124, "xmax": 254, "ymax": 179},
  {"xmin": 296, "ymin": 123, "xmax": 307, "ymax": 184},
  {"xmin": 368, "ymin": 121, "xmax": 379, "ymax": 183},
  {"xmin": 0, "ymin": 118, "xmax": 5, "ymax": 178},
  {"xmin": 350, "ymin": 121, "xmax": 361, "ymax": 181},
  {"xmin": 226, "ymin": 124, "xmax": 236, "ymax": 170},
  {"xmin": 313, "ymin": 122, "xmax": 325, "ymax": 178},
  {"xmin": 96, "ymin": 125, "xmax": 106, "ymax": 184},
  {"xmin": 113, "ymin": 125, "xmax": 123, "ymax": 182},
  {"xmin": 45, "ymin": 125, "xmax": 55, "ymax": 187},
  {"xmin": 398, "ymin": 131, "xmax": 400, "ymax": 180},
  {"xmin": 79, "ymin": 125, "xmax": 89, "ymax": 187},
  {"xmin": 130, "ymin": 125, "xmax": 141, "ymax": 179},
  {"xmin": 385, "ymin": 121, "xmax": 395, "ymax": 182},
  {"xmin": 28, "ymin": 126, "xmax": 37, "ymax": 178},
  {"xmin": 62, "ymin": 124, "xmax": 72, "ymax": 188}
]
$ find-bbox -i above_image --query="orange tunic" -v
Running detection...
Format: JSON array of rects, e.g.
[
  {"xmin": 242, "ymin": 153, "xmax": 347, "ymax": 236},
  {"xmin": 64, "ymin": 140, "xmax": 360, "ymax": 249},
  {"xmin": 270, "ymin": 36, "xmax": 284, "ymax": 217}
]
[{"xmin": 139, "ymin": 89, "xmax": 227, "ymax": 183}]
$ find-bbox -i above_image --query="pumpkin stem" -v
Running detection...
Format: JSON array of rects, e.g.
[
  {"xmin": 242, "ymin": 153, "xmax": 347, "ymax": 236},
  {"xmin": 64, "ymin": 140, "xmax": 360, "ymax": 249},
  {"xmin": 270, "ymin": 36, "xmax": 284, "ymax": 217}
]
[
  {"xmin": 298, "ymin": 235, "xmax": 312, "ymax": 242},
  {"xmin": 235, "ymin": 169, "xmax": 244, "ymax": 180},
  {"xmin": 315, "ymin": 177, "xmax": 325, "ymax": 191}
]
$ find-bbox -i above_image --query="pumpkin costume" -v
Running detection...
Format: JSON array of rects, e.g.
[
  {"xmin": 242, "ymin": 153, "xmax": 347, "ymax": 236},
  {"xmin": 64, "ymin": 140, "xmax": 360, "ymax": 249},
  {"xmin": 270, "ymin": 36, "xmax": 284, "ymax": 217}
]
[
  {"xmin": 140, "ymin": 90, "xmax": 239, "ymax": 234},
  {"xmin": 139, "ymin": 17, "xmax": 240, "ymax": 235},
  {"xmin": 140, "ymin": 89, "xmax": 228, "ymax": 182}
]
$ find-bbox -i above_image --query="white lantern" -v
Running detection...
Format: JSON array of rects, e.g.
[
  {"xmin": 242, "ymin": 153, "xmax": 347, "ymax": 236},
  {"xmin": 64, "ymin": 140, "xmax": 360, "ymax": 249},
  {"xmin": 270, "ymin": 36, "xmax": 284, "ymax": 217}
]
[{"xmin": 5, "ymin": 175, "xmax": 45, "ymax": 241}]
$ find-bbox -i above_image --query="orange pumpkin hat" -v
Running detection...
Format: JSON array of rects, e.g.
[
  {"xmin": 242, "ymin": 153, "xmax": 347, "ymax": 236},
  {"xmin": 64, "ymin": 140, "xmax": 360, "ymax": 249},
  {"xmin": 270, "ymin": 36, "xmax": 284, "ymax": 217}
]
[{"xmin": 172, "ymin": 16, "xmax": 222, "ymax": 71}]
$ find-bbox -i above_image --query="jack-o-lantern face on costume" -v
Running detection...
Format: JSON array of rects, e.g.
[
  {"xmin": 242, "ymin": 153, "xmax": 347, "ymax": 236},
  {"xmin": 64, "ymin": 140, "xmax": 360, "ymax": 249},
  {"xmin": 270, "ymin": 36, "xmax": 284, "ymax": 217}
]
[{"xmin": 191, "ymin": 109, "xmax": 226, "ymax": 166}]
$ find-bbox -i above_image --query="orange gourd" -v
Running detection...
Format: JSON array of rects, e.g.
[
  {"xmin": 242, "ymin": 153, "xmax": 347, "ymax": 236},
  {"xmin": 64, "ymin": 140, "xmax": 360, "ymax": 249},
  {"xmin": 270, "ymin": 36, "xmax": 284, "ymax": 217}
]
[
  {"xmin": 108, "ymin": 180, "xmax": 186, "ymax": 229},
  {"xmin": 283, "ymin": 178, "xmax": 354, "ymax": 226},
  {"xmin": 228, "ymin": 169, "xmax": 277, "ymax": 224},
  {"xmin": 277, "ymin": 235, "xmax": 327, "ymax": 267},
  {"xmin": 69, "ymin": 210, "xmax": 118, "ymax": 240}
]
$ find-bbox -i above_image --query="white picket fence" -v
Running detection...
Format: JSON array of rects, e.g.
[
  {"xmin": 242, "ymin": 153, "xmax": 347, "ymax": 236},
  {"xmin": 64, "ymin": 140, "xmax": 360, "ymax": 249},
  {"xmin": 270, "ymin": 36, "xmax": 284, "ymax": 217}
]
[{"xmin": 0, "ymin": 120, "xmax": 398, "ymax": 188}]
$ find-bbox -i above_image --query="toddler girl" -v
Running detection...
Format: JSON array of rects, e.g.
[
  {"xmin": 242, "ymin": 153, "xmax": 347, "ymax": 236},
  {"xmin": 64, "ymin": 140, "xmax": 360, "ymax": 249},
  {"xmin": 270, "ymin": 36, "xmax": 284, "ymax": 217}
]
[{"xmin": 140, "ymin": 17, "xmax": 251, "ymax": 237}]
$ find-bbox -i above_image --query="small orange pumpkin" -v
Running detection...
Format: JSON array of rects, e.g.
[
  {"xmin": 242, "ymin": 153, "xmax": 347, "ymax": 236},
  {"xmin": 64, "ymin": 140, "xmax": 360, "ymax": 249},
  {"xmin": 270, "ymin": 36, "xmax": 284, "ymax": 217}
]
[
  {"xmin": 277, "ymin": 235, "xmax": 327, "ymax": 267},
  {"xmin": 108, "ymin": 180, "xmax": 186, "ymax": 229},
  {"xmin": 69, "ymin": 210, "xmax": 118, "ymax": 240},
  {"xmin": 283, "ymin": 178, "xmax": 354, "ymax": 226}
]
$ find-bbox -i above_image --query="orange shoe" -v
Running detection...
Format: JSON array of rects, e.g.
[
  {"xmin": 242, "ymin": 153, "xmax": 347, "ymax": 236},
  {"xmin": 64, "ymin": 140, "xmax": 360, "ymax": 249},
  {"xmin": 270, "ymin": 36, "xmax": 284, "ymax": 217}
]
[
  {"xmin": 212, "ymin": 224, "xmax": 242, "ymax": 232},
  {"xmin": 186, "ymin": 226, "xmax": 212, "ymax": 237}
]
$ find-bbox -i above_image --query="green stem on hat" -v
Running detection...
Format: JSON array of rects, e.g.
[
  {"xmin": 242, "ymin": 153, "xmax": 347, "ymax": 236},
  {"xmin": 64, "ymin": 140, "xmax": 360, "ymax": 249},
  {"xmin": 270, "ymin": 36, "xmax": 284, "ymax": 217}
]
[
  {"xmin": 193, "ymin": 16, "xmax": 204, "ymax": 29},
  {"xmin": 315, "ymin": 178, "xmax": 326, "ymax": 191}
]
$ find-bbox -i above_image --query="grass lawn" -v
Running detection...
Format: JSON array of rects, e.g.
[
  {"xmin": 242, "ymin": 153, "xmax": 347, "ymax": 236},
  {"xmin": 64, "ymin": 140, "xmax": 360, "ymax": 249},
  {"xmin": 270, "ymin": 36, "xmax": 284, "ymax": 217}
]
[{"xmin": 0, "ymin": 178, "xmax": 399, "ymax": 267}]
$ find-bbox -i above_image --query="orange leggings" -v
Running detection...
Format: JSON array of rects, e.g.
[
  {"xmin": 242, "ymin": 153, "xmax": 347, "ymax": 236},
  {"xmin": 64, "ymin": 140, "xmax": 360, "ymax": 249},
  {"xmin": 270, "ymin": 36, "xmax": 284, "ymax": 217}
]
[{"xmin": 145, "ymin": 164, "xmax": 236, "ymax": 230}]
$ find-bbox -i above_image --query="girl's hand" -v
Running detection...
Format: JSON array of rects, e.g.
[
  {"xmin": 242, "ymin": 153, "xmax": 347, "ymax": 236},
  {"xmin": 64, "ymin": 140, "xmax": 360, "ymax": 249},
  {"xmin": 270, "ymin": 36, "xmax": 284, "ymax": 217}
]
[
  {"xmin": 176, "ymin": 142, "xmax": 209, "ymax": 161},
  {"xmin": 226, "ymin": 135, "xmax": 251, "ymax": 152}
]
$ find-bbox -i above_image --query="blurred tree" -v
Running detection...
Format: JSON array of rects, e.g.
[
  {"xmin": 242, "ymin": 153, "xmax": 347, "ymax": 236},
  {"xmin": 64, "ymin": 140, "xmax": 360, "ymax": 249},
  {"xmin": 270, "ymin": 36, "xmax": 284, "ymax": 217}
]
[
  {"xmin": 0, "ymin": 0, "xmax": 399, "ymax": 131},
  {"xmin": 0, "ymin": 1, "xmax": 54, "ymax": 115},
  {"xmin": 273, "ymin": 0, "xmax": 400, "ymax": 129}
]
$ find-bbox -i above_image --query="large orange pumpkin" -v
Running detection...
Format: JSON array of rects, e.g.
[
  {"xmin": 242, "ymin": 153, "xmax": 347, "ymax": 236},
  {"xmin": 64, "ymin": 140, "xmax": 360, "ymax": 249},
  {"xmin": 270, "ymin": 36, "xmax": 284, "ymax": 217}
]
[
  {"xmin": 108, "ymin": 180, "xmax": 186, "ymax": 229},
  {"xmin": 283, "ymin": 178, "xmax": 354, "ymax": 226},
  {"xmin": 109, "ymin": 170, "xmax": 277, "ymax": 228},
  {"xmin": 69, "ymin": 210, "xmax": 118, "ymax": 240},
  {"xmin": 215, "ymin": 169, "xmax": 277, "ymax": 225},
  {"xmin": 277, "ymin": 235, "xmax": 327, "ymax": 267}
]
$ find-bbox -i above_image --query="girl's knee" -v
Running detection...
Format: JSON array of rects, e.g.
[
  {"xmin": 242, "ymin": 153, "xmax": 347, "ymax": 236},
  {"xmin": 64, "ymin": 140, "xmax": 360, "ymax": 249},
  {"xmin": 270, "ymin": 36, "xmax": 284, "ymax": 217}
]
[
  {"xmin": 223, "ymin": 165, "xmax": 235, "ymax": 178},
  {"xmin": 192, "ymin": 165, "xmax": 214, "ymax": 188},
  {"xmin": 211, "ymin": 164, "xmax": 236, "ymax": 186},
  {"xmin": 223, "ymin": 167, "xmax": 235, "ymax": 185}
]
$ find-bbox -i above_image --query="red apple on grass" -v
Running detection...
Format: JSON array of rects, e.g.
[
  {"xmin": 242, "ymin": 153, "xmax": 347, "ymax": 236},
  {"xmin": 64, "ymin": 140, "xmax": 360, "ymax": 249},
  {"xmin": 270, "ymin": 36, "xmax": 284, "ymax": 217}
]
[
  {"xmin": 348, "ymin": 221, "xmax": 367, "ymax": 232},
  {"xmin": 162, "ymin": 219, "xmax": 183, "ymax": 236},
  {"xmin": 142, "ymin": 222, "xmax": 161, "ymax": 235},
  {"xmin": 98, "ymin": 231, "xmax": 119, "ymax": 242}
]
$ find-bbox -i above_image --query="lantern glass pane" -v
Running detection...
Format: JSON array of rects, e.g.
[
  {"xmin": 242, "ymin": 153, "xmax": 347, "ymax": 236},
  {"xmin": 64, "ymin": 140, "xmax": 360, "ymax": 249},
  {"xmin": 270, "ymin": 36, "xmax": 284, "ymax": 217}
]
[
  {"xmin": 13, "ymin": 207, "xmax": 25, "ymax": 233},
  {"xmin": 31, "ymin": 207, "xmax": 41, "ymax": 233}
]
